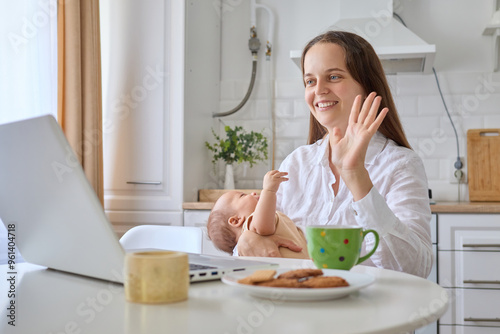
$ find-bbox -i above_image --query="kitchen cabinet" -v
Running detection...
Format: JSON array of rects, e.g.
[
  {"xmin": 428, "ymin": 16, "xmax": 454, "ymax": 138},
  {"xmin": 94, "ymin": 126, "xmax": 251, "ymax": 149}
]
[
  {"xmin": 437, "ymin": 213, "xmax": 500, "ymax": 333},
  {"xmin": 100, "ymin": 0, "xmax": 184, "ymax": 236},
  {"xmin": 183, "ymin": 209, "xmax": 229, "ymax": 256}
]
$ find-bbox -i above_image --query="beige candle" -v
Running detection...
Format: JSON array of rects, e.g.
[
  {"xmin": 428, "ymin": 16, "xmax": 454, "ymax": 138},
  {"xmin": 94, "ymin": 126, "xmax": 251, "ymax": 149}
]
[{"xmin": 124, "ymin": 251, "xmax": 189, "ymax": 304}]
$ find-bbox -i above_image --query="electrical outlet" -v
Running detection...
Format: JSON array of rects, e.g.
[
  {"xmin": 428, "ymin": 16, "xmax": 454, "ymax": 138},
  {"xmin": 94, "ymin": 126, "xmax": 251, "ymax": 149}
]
[
  {"xmin": 450, "ymin": 157, "xmax": 466, "ymax": 184},
  {"xmin": 450, "ymin": 169, "xmax": 465, "ymax": 184}
]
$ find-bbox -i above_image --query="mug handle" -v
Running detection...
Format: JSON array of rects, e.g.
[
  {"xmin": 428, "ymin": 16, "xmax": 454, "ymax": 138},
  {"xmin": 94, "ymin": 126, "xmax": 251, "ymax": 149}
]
[{"xmin": 356, "ymin": 229, "xmax": 379, "ymax": 265}]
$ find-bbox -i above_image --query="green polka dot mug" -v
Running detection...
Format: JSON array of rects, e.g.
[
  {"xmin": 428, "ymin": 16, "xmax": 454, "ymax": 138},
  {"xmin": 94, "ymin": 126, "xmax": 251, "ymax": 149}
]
[{"xmin": 306, "ymin": 225, "xmax": 379, "ymax": 270}]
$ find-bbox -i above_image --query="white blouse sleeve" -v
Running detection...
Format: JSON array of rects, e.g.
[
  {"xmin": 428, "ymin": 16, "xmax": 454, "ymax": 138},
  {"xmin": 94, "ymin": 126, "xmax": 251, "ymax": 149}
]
[{"xmin": 351, "ymin": 155, "xmax": 433, "ymax": 278}]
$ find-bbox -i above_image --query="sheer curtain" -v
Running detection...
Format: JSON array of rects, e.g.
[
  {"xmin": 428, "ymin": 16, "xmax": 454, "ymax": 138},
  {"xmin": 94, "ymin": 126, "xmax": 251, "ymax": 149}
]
[
  {"xmin": 0, "ymin": 0, "xmax": 57, "ymax": 124},
  {"xmin": 0, "ymin": 0, "xmax": 57, "ymax": 264}
]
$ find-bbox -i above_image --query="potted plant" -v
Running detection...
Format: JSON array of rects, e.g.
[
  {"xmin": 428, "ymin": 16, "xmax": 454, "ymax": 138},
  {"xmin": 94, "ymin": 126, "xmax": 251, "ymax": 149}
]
[{"xmin": 205, "ymin": 125, "xmax": 268, "ymax": 189}]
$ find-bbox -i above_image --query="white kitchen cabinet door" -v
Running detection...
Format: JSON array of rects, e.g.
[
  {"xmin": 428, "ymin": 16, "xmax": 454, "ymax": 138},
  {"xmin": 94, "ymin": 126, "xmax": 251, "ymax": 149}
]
[
  {"xmin": 100, "ymin": 0, "xmax": 184, "ymax": 225},
  {"xmin": 440, "ymin": 325, "xmax": 500, "ymax": 334}
]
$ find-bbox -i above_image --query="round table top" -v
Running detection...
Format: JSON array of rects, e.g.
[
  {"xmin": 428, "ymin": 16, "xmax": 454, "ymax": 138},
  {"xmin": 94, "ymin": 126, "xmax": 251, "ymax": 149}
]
[{"xmin": 0, "ymin": 259, "xmax": 448, "ymax": 334}]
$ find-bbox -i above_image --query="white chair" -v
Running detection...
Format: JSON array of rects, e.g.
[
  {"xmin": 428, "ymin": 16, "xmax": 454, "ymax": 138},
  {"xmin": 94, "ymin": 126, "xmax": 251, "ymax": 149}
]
[{"xmin": 120, "ymin": 225, "xmax": 203, "ymax": 254}]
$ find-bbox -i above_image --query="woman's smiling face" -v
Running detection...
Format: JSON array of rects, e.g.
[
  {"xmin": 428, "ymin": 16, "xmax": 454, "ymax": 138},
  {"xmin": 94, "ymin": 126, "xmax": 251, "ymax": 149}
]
[{"xmin": 303, "ymin": 42, "xmax": 366, "ymax": 135}]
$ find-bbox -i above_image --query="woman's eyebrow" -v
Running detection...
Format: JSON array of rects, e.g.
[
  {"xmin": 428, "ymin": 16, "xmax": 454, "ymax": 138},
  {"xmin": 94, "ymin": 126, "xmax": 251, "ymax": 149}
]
[
  {"xmin": 325, "ymin": 67, "xmax": 346, "ymax": 73},
  {"xmin": 304, "ymin": 67, "xmax": 347, "ymax": 77}
]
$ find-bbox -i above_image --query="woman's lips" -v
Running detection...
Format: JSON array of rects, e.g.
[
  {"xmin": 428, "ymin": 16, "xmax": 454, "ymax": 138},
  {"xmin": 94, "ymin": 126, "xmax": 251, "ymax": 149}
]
[{"xmin": 315, "ymin": 101, "xmax": 338, "ymax": 108}]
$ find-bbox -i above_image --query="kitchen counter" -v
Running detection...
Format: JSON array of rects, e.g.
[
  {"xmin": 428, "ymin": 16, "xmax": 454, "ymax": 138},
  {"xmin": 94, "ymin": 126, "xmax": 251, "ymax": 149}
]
[
  {"xmin": 183, "ymin": 202, "xmax": 215, "ymax": 210},
  {"xmin": 430, "ymin": 201, "xmax": 500, "ymax": 213},
  {"xmin": 183, "ymin": 200, "xmax": 500, "ymax": 213}
]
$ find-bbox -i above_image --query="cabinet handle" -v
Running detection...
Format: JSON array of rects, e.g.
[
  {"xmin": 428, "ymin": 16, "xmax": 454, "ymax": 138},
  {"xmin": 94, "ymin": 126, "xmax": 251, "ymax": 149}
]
[
  {"xmin": 462, "ymin": 243, "xmax": 500, "ymax": 248},
  {"xmin": 464, "ymin": 317, "xmax": 500, "ymax": 323},
  {"xmin": 463, "ymin": 280, "xmax": 500, "ymax": 285},
  {"xmin": 126, "ymin": 181, "xmax": 162, "ymax": 185}
]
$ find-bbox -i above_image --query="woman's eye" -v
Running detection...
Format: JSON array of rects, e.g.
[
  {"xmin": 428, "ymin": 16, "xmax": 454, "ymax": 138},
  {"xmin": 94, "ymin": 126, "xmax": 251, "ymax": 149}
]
[
  {"xmin": 330, "ymin": 75, "xmax": 339, "ymax": 80},
  {"xmin": 305, "ymin": 79, "xmax": 314, "ymax": 85}
]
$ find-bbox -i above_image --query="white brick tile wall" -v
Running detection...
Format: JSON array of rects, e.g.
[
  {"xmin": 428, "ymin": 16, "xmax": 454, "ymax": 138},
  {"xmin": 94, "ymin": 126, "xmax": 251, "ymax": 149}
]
[
  {"xmin": 394, "ymin": 95, "xmax": 418, "ymax": 116},
  {"xmin": 463, "ymin": 93, "xmax": 500, "ymax": 115},
  {"xmin": 438, "ymin": 158, "xmax": 452, "ymax": 180},
  {"xmin": 395, "ymin": 74, "xmax": 438, "ymax": 96},
  {"xmin": 219, "ymin": 80, "xmax": 235, "ymax": 100},
  {"xmin": 439, "ymin": 115, "xmax": 483, "ymax": 137},
  {"xmin": 386, "ymin": 75, "xmax": 398, "ymax": 93},
  {"xmin": 275, "ymin": 79, "xmax": 304, "ymax": 99},
  {"xmin": 275, "ymin": 139, "xmax": 296, "ymax": 160},
  {"xmin": 253, "ymin": 100, "xmax": 272, "ymax": 119},
  {"xmin": 274, "ymin": 100, "xmax": 294, "ymax": 118},
  {"xmin": 275, "ymin": 118, "xmax": 309, "ymax": 138},
  {"xmin": 484, "ymin": 115, "xmax": 500, "ymax": 127},
  {"xmin": 217, "ymin": 99, "xmax": 253, "ymax": 117},
  {"xmin": 415, "ymin": 136, "xmax": 458, "ymax": 160},
  {"xmin": 437, "ymin": 72, "xmax": 486, "ymax": 95},
  {"xmin": 293, "ymin": 99, "xmax": 309, "ymax": 118},
  {"xmin": 401, "ymin": 116, "xmax": 441, "ymax": 137},
  {"xmin": 421, "ymin": 158, "xmax": 440, "ymax": 180},
  {"xmin": 417, "ymin": 95, "xmax": 448, "ymax": 116}
]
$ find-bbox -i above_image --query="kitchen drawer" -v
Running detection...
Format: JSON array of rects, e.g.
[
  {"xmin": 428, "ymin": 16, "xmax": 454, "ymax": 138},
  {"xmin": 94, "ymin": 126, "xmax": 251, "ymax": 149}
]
[
  {"xmin": 183, "ymin": 209, "xmax": 210, "ymax": 227},
  {"xmin": 438, "ymin": 214, "xmax": 500, "ymax": 250},
  {"xmin": 440, "ymin": 325, "xmax": 500, "ymax": 334},
  {"xmin": 440, "ymin": 288, "xmax": 500, "ymax": 327},
  {"xmin": 439, "ymin": 251, "xmax": 500, "ymax": 287}
]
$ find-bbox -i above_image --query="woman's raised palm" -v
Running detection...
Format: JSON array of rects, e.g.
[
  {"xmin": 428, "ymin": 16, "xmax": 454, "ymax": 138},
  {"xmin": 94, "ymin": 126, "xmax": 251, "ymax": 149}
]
[{"xmin": 329, "ymin": 92, "xmax": 388, "ymax": 175}]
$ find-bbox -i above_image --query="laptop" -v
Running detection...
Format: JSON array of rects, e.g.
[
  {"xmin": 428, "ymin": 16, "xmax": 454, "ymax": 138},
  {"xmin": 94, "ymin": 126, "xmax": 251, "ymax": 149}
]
[{"xmin": 0, "ymin": 115, "xmax": 276, "ymax": 283}]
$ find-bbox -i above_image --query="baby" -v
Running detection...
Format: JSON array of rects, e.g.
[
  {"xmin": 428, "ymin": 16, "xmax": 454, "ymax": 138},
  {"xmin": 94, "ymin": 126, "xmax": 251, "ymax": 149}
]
[{"xmin": 206, "ymin": 170, "xmax": 309, "ymax": 259}]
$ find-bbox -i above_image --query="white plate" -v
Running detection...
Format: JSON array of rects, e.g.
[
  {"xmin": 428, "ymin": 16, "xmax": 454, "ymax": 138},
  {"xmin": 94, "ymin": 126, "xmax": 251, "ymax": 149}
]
[{"xmin": 221, "ymin": 268, "xmax": 375, "ymax": 301}]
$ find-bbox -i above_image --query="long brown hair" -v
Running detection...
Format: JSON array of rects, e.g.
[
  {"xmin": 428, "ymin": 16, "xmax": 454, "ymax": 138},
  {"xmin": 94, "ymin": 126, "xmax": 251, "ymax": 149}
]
[{"xmin": 301, "ymin": 31, "xmax": 411, "ymax": 149}]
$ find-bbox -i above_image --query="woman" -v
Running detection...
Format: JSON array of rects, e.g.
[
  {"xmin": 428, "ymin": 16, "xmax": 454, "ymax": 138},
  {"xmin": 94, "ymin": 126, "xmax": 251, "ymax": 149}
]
[{"xmin": 236, "ymin": 31, "xmax": 432, "ymax": 278}]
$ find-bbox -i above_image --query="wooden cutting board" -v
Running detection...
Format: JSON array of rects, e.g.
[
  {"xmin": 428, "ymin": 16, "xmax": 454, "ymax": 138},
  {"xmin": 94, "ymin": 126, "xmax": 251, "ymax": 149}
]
[{"xmin": 467, "ymin": 129, "xmax": 500, "ymax": 201}]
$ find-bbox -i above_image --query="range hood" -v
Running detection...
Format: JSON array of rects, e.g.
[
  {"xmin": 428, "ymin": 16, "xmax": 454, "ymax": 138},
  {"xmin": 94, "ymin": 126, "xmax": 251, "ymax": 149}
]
[{"xmin": 290, "ymin": 0, "xmax": 436, "ymax": 74}]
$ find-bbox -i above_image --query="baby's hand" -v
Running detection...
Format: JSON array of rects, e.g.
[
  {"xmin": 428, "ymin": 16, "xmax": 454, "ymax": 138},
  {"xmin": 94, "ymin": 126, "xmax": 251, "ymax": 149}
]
[{"xmin": 263, "ymin": 170, "xmax": 289, "ymax": 193}]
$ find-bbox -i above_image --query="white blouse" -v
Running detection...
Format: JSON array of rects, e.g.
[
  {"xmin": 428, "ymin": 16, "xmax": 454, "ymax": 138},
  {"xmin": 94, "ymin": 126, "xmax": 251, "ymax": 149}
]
[{"xmin": 276, "ymin": 132, "xmax": 433, "ymax": 278}]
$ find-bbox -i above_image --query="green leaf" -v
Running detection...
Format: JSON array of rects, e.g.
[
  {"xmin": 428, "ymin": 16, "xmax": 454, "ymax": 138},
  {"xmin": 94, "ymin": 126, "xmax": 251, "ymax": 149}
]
[{"xmin": 205, "ymin": 125, "xmax": 268, "ymax": 168}]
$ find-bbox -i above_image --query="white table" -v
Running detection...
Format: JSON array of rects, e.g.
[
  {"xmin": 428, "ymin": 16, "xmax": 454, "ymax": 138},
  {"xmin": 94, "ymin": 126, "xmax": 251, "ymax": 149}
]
[{"xmin": 0, "ymin": 258, "xmax": 448, "ymax": 334}]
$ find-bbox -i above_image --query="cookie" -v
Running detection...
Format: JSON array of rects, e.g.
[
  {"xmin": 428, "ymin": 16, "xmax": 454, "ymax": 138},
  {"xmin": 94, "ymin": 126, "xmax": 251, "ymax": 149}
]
[
  {"xmin": 237, "ymin": 269, "xmax": 277, "ymax": 285},
  {"xmin": 235, "ymin": 269, "xmax": 349, "ymax": 289},
  {"xmin": 300, "ymin": 276, "xmax": 349, "ymax": 288},
  {"xmin": 256, "ymin": 278, "xmax": 304, "ymax": 288},
  {"xmin": 276, "ymin": 269, "xmax": 323, "ymax": 279}
]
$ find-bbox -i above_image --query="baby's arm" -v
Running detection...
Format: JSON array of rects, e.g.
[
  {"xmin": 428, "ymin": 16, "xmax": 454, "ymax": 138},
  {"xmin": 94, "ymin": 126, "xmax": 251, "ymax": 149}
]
[{"xmin": 248, "ymin": 170, "xmax": 288, "ymax": 236}]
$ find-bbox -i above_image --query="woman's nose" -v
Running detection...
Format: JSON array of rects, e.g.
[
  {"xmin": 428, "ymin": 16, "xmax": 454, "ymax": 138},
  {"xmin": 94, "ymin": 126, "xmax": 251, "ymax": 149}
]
[{"xmin": 315, "ymin": 80, "xmax": 328, "ymax": 95}]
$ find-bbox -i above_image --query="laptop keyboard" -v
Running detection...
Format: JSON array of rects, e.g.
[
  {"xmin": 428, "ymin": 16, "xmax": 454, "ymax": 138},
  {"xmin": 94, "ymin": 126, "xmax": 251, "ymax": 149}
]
[{"xmin": 190, "ymin": 263, "xmax": 217, "ymax": 270}]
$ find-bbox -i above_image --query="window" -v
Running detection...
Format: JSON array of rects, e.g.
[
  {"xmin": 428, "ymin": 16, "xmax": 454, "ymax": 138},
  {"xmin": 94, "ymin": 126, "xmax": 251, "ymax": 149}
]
[
  {"xmin": 0, "ymin": 0, "xmax": 57, "ymax": 263},
  {"xmin": 0, "ymin": 0, "xmax": 57, "ymax": 125}
]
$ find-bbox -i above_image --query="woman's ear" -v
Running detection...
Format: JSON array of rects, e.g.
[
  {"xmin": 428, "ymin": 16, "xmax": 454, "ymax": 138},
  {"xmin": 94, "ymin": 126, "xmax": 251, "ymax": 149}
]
[{"xmin": 228, "ymin": 215, "xmax": 245, "ymax": 227}]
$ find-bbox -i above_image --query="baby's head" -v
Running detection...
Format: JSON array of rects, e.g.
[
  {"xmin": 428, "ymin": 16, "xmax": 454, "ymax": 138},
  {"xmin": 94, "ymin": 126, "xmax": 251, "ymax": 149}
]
[{"xmin": 206, "ymin": 191, "xmax": 259, "ymax": 254}]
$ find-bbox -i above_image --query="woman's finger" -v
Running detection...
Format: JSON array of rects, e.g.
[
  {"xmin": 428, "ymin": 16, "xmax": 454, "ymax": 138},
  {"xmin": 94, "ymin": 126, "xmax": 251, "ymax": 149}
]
[
  {"xmin": 357, "ymin": 92, "xmax": 376, "ymax": 124},
  {"xmin": 368, "ymin": 107, "xmax": 389, "ymax": 133},
  {"xmin": 364, "ymin": 95, "xmax": 382, "ymax": 126},
  {"xmin": 348, "ymin": 94, "xmax": 363, "ymax": 125},
  {"xmin": 272, "ymin": 235, "xmax": 302, "ymax": 252}
]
